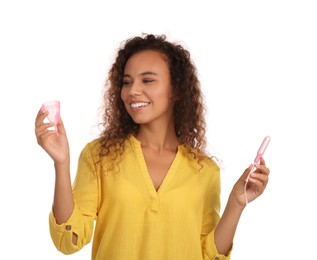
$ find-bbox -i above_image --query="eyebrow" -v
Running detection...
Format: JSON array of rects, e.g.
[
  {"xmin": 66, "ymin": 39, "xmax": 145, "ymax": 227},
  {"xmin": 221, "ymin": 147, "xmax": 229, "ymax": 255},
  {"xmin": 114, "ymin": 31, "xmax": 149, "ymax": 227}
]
[{"xmin": 123, "ymin": 71, "xmax": 158, "ymax": 77}]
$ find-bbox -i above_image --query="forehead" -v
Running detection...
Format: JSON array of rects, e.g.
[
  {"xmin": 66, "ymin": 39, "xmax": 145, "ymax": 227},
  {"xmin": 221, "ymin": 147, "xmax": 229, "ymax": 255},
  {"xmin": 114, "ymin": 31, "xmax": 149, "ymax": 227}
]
[{"xmin": 124, "ymin": 50, "xmax": 169, "ymax": 74}]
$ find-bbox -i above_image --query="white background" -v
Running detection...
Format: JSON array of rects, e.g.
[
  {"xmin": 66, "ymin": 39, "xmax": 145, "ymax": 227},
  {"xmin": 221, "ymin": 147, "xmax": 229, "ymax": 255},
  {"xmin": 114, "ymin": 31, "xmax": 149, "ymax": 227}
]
[{"xmin": 1, "ymin": 0, "xmax": 316, "ymax": 259}]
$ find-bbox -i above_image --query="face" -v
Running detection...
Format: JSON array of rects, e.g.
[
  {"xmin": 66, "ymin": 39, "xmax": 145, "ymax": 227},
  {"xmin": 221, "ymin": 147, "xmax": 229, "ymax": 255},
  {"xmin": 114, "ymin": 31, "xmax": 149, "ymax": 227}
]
[{"xmin": 121, "ymin": 50, "xmax": 173, "ymax": 126}]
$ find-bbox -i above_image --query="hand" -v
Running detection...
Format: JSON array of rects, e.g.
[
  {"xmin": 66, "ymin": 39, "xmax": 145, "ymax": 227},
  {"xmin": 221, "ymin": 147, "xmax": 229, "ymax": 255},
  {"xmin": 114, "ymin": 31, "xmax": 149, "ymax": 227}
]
[
  {"xmin": 231, "ymin": 158, "xmax": 270, "ymax": 208},
  {"xmin": 34, "ymin": 108, "xmax": 70, "ymax": 165}
]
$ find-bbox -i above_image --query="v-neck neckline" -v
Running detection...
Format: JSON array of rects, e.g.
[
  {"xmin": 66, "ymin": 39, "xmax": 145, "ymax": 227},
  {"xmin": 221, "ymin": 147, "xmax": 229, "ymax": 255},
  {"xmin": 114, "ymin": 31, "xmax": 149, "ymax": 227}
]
[{"xmin": 129, "ymin": 135, "xmax": 183, "ymax": 198}]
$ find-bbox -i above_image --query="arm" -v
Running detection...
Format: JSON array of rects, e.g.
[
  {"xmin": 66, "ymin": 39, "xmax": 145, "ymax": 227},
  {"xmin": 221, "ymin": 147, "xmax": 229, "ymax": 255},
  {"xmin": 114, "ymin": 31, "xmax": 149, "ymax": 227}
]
[
  {"xmin": 53, "ymin": 160, "xmax": 74, "ymax": 224},
  {"xmin": 35, "ymin": 109, "xmax": 74, "ymax": 226},
  {"xmin": 214, "ymin": 159, "xmax": 270, "ymax": 255},
  {"xmin": 36, "ymin": 108, "xmax": 98, "ymax": 253},
  {"xmin": 53, "ymin": 159, "xmax": 77, "ymax": 245}
]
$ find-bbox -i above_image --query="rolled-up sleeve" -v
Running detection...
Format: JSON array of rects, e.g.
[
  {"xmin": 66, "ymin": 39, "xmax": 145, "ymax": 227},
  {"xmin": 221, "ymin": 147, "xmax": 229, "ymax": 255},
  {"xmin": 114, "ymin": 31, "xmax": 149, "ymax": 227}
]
[
  {"xmin": 49, "ymin": 141, "xmax": 100, "ymax": 255},
  {"xmin": 201, "ymin": 165, "xmax": 232, "ymax": 260},
  {"xmin": 201, "ymin": 230, "xmax": 232, "ymax": 260}
]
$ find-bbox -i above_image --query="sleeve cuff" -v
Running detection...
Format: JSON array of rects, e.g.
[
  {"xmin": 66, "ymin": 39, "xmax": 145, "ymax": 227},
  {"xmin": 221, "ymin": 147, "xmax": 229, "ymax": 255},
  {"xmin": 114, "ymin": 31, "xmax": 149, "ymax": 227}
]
[
  {"xmin": 201, "ymin": 230, "xmax": 233, "ymax": 260},
  {"xmin": 49, "ymin": 205, "xmax": 83, "ymax": 254}
]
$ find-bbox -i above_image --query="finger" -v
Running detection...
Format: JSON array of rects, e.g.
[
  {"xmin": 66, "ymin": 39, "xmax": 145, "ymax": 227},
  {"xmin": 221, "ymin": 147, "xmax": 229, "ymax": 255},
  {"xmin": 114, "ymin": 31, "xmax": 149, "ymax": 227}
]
[
  {"xmin": 35, "ymin": 109, "xmax": 49, "ymax": 126},
  {"xmin": 35, "ymin": 107, "xmax": 45, "ymax": 119},
  {"xmin": 35, "ymin": 122, "xmax": 55, "ymax": 135},
  {"xmin": 254, "ymin": 164, "xmax": 270, "ymax": 176},
  {"xmin": 35, "ymin": 124, "xmax": 56, "ymax": 146},
  {"xmin": 35, "ymin": 124, "xmax": 55, "ymax": 137},
  {"xmin": 239, "ymin": 164, "xmax": 253, "ymax": 182},
  {"xmin": 259, "ymin": 157, "xmax": 266, "ymax": 166},
  {"xmin": 250, "ymin": 171, "xmax": 269, "ymax": 186},
  {"xmin": 249, "ymin": 176, "xmax": 267, "ymax": 192},
  {"xmin": 56, "ymin": 118, "xmax": 66, "ymax": 135},
  {"xmin": 36, "ymin": 129, "xmax": 57, "ymax": 145}
]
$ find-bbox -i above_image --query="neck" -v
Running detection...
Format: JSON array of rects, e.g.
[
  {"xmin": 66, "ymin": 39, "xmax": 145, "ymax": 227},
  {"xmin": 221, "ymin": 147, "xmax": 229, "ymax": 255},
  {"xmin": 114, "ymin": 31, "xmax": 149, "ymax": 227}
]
[{"xmin": 136, "ymin": 121, "xmax": 179, "ymax": 152}]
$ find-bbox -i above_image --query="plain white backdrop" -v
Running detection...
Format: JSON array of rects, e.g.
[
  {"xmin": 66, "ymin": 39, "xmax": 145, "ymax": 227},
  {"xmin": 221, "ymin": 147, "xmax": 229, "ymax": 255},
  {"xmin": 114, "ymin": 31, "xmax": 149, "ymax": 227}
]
[{"xmin": 1, "ymin": 0, "xmax": 316, "ymax": 259}]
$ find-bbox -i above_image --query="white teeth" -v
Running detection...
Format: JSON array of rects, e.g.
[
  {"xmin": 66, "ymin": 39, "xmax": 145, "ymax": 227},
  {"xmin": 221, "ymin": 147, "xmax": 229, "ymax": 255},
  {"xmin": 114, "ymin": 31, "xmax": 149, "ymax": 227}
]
[{"xmin": 131, "ymin": 102, "xmax": 150, "ymax": 108}]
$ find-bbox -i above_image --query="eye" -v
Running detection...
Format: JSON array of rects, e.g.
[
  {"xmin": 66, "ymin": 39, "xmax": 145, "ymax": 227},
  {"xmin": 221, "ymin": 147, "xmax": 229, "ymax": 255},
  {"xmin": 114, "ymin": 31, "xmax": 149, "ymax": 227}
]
[
  {"xmin": 143, "ymin": 78, "xmax": 155, "ymax": 84},
  {"xmin": 122, "ymin": 79, "xmax": 132, "ymax": 86}
]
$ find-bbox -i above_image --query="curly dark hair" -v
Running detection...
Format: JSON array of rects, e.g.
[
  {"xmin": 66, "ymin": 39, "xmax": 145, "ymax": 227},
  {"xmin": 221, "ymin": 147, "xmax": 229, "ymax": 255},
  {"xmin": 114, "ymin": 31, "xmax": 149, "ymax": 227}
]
[{"xmin": 99, "ymin": 34, "xmax": 207, "ymax": 166}]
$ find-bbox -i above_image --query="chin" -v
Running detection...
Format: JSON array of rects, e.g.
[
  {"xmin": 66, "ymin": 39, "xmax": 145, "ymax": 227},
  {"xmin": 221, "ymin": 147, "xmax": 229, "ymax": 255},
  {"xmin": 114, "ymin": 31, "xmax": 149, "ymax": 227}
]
[{"xmin": 131, "ymin": 118, "xmax": 149, "ymax": 125}]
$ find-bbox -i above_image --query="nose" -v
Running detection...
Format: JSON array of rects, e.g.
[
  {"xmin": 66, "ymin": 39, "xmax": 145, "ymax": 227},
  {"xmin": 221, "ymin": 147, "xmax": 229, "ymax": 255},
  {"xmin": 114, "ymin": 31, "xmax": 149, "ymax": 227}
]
[{"xmin": 129, "ymin": 81, "xmax": 142, "ymax": 96}]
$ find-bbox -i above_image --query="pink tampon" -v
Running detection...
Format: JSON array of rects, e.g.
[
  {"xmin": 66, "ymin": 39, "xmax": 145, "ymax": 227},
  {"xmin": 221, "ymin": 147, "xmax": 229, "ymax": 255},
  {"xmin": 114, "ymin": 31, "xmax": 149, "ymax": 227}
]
[
  {"xmin": 254, "ymin": 136, "xmax": 271, "ymax": 164},
  {"xmin": 248, "ymin": 135, "xmax": 271, "ymax": 178},
  {"xmin": 244, "ymin": 135, "xmax": 271, "ymax": 204}
]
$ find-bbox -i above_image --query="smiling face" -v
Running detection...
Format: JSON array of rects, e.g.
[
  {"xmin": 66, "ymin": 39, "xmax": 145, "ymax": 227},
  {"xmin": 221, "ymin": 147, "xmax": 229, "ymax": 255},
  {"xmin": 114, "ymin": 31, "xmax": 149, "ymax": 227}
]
[{"xmin": 120, "ymin": 50, "xmax": 173, "ymax": 127}]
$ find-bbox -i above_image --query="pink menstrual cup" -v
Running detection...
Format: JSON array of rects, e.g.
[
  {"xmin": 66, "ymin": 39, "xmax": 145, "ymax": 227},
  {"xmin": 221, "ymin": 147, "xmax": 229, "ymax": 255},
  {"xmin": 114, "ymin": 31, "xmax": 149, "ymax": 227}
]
[{"xmin": 42, "ymin": 100, "xmax": 60, "ymax": 130}]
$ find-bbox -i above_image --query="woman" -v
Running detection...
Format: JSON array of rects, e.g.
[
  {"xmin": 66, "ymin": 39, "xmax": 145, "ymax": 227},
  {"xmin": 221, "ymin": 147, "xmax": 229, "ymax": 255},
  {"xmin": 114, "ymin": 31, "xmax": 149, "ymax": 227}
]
[{"xmin": 35, "ymin": 34, "xmax": 270, "ymax": 260}]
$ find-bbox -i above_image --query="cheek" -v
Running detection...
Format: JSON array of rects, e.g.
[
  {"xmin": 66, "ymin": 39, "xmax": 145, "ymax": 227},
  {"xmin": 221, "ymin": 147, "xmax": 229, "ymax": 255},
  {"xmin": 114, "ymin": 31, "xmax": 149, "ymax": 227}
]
[
  {"xmin": 161, "ymin": 87, "xmax": 173, "ymax": 103},
  {"xmin": 120, "ymin": 88, "xmax": 126, "ymax": 101},
  {"xmin": 120, "ymin": 89, "xmax": 130, "ymax": 111}
]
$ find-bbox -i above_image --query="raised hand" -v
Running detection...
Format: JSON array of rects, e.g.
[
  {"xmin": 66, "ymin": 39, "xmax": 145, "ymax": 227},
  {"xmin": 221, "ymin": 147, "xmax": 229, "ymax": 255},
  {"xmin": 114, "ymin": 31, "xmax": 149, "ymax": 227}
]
[
  {"xmin": 34, "ymin": 108, "xmax": 70, "ymax": 165},
  {"xmin": 232, "ymin": 158, "xmax": 270, "ymax": 208}
]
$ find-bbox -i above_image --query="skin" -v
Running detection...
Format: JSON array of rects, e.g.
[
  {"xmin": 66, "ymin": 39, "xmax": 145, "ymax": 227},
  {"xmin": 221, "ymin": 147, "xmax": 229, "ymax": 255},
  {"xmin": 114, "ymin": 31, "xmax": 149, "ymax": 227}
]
[
  {"xmin": 121, "ymin": 50, "xmax": 180, "ymax": 190},
  {"xmin": 35, "ymin": 50, "xmax": 270, "ymax": 255},
  {"xmin": 34, "ymin": 112, "xmax": 76, "ymax": 244}
]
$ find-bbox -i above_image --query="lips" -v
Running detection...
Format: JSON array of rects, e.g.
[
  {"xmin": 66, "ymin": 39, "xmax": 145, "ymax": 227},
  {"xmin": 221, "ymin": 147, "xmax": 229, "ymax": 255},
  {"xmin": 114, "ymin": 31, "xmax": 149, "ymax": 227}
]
[{"xmin": 130, "ymin": 102, "xmax": 150, "ymax": 109}]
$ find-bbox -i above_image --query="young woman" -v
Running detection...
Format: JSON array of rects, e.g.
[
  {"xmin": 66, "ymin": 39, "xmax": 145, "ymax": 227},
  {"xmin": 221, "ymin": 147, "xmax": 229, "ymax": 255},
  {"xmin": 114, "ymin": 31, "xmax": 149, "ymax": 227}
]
[{"xmin": 35, "ymin": 34, "xmax": 270, "ymax": 260}]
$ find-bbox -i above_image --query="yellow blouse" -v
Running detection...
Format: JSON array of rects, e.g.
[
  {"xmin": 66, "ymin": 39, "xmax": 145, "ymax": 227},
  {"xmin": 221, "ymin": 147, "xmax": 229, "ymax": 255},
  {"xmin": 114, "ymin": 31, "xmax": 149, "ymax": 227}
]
[{"xmin": 49, "ymin": 135, "xmax": 231, "ymax": 260}]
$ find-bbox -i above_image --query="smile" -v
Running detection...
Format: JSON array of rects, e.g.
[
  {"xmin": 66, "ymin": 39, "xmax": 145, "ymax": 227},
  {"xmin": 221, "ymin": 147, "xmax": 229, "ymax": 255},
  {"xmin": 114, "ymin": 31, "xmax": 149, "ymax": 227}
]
[{"xmin": 130, "ymin": 102, "xmax": 150, "ymax": 109}]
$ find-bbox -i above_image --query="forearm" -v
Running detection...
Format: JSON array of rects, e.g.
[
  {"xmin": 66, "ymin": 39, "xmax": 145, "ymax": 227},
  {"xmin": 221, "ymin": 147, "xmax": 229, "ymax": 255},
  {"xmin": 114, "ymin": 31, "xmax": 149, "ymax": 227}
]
[
  {"xmin": 214, "ymin": 193, "xmax": 245, "ymax": 255},
  {"xmin": 53, "ymin": 160, "xmax": 74, "ymax": 224}
]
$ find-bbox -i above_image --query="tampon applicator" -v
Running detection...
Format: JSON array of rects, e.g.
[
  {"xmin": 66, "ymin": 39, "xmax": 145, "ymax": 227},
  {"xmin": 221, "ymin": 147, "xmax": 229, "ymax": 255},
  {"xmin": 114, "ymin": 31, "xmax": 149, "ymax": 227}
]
[{"xmin": 244, "ymin": 136, "xmax": 271, "ymax": 204}]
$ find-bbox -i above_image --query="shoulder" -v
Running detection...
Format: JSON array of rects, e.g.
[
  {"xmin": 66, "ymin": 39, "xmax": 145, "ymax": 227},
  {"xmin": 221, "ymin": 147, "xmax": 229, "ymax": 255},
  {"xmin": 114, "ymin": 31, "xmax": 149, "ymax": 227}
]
[
  {"xmin": 199, "ymin": 156, "xmax": 221, "ymax": 178},
  {"xmin": 179, "ymin": 146, "xmax": 220, "ymax": 175},
  {"xmin": 82, "ymin": 137, "xmax": 103, "ymax": 153},
  {"xmin": 79, "ymin": 138, "xmax": 103, "ymax": 163},
  {"xmin": 79, "ymin": 136, "xmax": 134, "ymax": 166},
  {"xmin": 83, "ymin": 135, "xmax": 135, "ymax": 153},
  {"xmin": 203, "ymin": 156, "xmax": 220, "ymax": 172}
]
